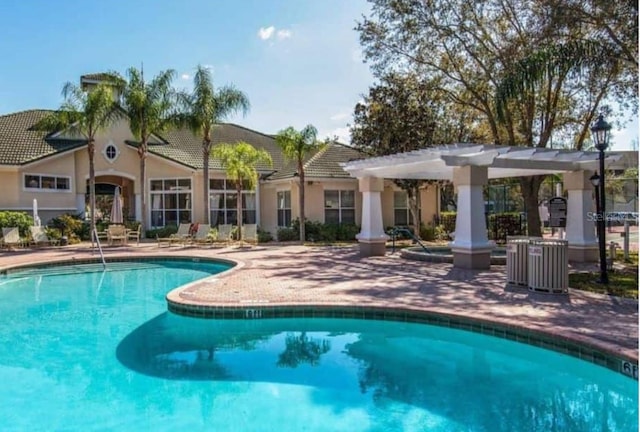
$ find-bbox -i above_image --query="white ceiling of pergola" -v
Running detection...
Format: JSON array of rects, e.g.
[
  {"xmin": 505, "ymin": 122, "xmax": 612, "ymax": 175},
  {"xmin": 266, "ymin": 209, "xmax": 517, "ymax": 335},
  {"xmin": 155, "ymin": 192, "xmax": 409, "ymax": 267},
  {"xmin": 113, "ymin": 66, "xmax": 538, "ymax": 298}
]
[{"xmin": 342, "ymin": 144, "xmax": 621, "ymax": 180}]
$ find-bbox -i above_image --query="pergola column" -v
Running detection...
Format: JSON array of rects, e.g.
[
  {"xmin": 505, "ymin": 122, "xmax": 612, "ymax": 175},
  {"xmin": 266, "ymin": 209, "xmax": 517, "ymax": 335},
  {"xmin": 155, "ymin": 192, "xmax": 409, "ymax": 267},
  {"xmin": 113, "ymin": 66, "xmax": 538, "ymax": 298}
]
[
  {"xmin": 451, "ymin": 166, "xmax": 494, "ymax": 269},
  {"xmin": 563, "ymin": 170, "xmax": 598, "ymax": 262},
  {"xmin": 356, "ymin": 176, "xmax": 388, "ymax": 256}
]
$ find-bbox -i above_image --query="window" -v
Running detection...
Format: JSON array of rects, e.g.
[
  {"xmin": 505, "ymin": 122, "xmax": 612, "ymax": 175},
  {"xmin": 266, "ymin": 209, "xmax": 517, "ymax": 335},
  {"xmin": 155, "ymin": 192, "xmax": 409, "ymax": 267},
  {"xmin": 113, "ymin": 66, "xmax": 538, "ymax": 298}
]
[
  {"xmin": 209, "ymin": 179, "xmax": 256, "ymax": 226},
  {"xmin": 24, "ymin": 174, "xmax": 71, "ymax": 191},
  {"xmin": 103, "ymin": 141, "xmax": 120, "ymax": 163},
  {"xmin": 394, "ymin": 191, "xmax": 420, "ymax": 226},
  {"xmin": 277, "ymin": 191, "xmax": 292, "ymax": 227},
  {"xmin": 324, "ymin": 190, "xmax": 355, "ymax": 224},
  {"xmin": 150, "ymin": 178, "xmax": 192, "ymax": 228}
]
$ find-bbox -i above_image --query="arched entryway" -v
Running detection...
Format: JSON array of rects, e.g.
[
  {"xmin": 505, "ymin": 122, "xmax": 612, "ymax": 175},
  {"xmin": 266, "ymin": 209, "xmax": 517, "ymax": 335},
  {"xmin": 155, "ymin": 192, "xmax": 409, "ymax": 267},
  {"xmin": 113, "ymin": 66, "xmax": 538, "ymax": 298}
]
[{"xmin": 87, "ymin": 175, "xmax": 135, "ymax": 223}]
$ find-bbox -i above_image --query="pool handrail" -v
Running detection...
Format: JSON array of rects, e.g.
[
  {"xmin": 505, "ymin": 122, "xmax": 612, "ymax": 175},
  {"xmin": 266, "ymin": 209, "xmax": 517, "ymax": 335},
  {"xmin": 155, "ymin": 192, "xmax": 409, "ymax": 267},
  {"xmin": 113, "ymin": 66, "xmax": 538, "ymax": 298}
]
[
  {"xmin": 92, "ymin": 227, "xmax": 106, "ymax": 269},
  {"xmin": 388, "ymin": 227, "xmax": 434, "ymax": 254}
]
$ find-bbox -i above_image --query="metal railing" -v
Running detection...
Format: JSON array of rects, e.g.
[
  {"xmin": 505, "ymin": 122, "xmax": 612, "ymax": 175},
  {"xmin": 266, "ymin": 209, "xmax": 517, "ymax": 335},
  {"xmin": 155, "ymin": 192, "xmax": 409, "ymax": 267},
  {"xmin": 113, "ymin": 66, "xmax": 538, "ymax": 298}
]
[
  {"xmin": 388, "ymin": 227, "xmax": 434, "ymax": 254},
  {"xmin": 92, "ymin": 227, "xmax": 106, "ymax": 270}
]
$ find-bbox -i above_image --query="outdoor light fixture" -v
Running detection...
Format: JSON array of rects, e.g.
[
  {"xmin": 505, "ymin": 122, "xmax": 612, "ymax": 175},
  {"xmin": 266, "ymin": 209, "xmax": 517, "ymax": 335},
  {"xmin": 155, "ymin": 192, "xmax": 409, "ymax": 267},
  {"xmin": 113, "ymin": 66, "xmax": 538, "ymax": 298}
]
[{"xmin": 590, "ymin": 114, "xmax": 611, "ymax": 284}]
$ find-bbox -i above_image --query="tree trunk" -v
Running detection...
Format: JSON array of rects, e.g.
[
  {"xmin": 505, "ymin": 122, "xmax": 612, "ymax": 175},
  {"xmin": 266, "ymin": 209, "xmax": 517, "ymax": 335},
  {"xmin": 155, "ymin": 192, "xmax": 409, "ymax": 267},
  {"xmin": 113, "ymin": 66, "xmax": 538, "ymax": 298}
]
[
  {"xmin": 237, "ymin": 182, "xmax": 243, "ymax": 242},
  {"xmin": 408, "ymin": 186, "xmax": 421, "ymax": 240},
  {"xmin": 88, "ymin": 139, "xmax": 96, "ymax": 237},
  {"xmin": 520, "ymin": 176, "xmax": 545, "ymax": 237},
  {"xmin": 203, "ymin": 139, "xmax": 211, "ymax": 224},
  {"xmin": 298, "ymin": 160, "xmax": 306, "ymax": 242},
  {"xmin": 139, "ymin": 140, "xmax": 147, "ymax": 236}
]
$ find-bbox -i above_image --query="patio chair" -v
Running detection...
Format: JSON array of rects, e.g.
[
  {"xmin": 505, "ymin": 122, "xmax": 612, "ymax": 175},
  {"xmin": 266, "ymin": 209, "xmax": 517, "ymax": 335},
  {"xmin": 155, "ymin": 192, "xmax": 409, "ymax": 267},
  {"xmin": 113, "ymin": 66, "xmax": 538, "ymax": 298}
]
[
  {"xmin": 126, "ymin": 225, "xmax": 142, "ymax": 245},
  {"xmin": 157, "ymin": 223, "xmax": 192, "ymax": 247},
  {"xmin": 30, "ymin": 226, "xmax": 59, "ymax": 247},
  {"xmin": 240, "ymin": 224, "xmax": 258, "ymax": 246},
  {"xmin": 192, "ymin": 224, "xmax": 214, "ymax": 247},
  {"xmin": 107, "ymin": 224, "xmax": 127, "ymax": 246},
  {"xmin": 1, "ymin": 227, "xmax": 23, "ymax": 250},
  {"xmin": 95, "ymin": 229, "xmax": 108, "ymax": 243},
  {"xmin": 212, "ymin": 224, "xmax": 233, "ymax": 246}
]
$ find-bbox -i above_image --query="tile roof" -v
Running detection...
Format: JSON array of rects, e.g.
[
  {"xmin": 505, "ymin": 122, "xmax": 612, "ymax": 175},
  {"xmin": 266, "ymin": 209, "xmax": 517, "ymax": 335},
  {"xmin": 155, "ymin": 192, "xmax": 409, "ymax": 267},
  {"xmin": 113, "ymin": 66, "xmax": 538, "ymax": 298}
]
[
  {"xmin": 0, "ymin": 110, "xmax": 362, "ymax": 180},
  {"xmin": 269, "ymin": 142, "xmax": 365, "ymax": 180},
  {"xmin": 155, "ymin": 123, "xmax": 288, "ymax": 171},
  {"xmin": 0, "ymin": 110, "xmax": 86, "ymax": 165},
  {"xmin": 80, "ymin": 73, "xmax": 118, "ymax": 82}
]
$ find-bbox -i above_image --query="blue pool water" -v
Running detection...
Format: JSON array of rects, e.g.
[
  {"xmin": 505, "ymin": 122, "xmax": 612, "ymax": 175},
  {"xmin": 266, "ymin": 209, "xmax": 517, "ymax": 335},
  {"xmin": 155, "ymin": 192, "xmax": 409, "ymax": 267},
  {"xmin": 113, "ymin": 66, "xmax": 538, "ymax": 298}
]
[{"xmin": 0, "ymin": 259, "xmax": 636, "ymax": 431}]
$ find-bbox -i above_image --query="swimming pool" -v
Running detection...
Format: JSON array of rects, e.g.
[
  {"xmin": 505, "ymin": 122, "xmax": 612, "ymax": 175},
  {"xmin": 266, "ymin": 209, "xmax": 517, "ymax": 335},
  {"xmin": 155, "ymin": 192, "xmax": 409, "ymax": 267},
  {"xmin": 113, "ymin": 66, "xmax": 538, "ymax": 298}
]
[{"xmin": 0, "ymin": 259, "xmax": 636, "ymax": 431}]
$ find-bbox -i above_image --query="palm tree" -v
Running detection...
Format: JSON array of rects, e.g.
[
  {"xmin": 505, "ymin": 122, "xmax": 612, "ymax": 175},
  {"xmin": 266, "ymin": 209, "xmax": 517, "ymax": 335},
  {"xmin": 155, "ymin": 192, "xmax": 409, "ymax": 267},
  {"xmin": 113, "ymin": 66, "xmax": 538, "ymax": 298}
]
[
  {"xmin": 211, "ymin": 142, "xmax": 272, "ymax": 242},
  {"xmin": 38, "ymin": 82, "xmax": 121, "ymax": 237},
  {"xmin": 274, "ymin": 125, "xmax": 323, "ymax": 242},
  {"xmin": 179, "ymin": 65, "xmax": 250, "ymax": 223},
  {"xmin": 120, "ymin": 67, "xmax": 178, "ymax": 234}
]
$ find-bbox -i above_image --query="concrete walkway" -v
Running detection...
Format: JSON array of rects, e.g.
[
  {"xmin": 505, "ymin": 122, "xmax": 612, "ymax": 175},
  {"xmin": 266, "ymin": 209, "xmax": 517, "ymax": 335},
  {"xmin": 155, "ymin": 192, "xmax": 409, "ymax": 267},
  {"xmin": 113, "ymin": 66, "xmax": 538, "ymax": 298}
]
[{"xmin": 0, "ymin": 241, "xmax": 637, "ymax": 365}]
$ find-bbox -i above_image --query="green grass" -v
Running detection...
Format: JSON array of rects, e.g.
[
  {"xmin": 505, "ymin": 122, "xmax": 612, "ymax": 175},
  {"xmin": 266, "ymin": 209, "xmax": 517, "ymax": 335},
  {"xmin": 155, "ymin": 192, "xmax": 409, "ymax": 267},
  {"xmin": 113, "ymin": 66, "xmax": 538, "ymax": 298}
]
[{"xmin": 569, "ymin": 263, "xmax": 639, "ymax": 299}]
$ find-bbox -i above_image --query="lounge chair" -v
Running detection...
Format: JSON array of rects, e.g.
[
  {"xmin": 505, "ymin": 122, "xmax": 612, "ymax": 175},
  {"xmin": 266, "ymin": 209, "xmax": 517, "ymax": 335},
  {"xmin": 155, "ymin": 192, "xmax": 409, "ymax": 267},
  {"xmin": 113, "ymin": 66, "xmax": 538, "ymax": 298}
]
[
  {"xmin": 95, "ymin": 229, "xmax": 108, "ymax": 242},
  {"xmin": 1, "ymin": 227, "xmax": 23, "ymax": 250},
  {"xmin": 157, "ymin": 223, "xmax": 192, "ymax": 247},
  {"xmin": 192, "ymin": 224, "xmax": 214, "ymax": 247},
  {"xmin": 107, "ymin": 224, "xmax": 127, "ymax": 246},
  {"xmin": 30, "ymin": 226, "xmax": 59, "ymax": 247},
  {"xmin": 126, "ymin": 225, "xmax": 142, "ymax": 245},
  {"xmin": 240, "ymin": 224, "xmax": 258, "ymax": 246},
  {"xmin": 212, "ymin": 224, "xmax": 233, "ymax": 246}
]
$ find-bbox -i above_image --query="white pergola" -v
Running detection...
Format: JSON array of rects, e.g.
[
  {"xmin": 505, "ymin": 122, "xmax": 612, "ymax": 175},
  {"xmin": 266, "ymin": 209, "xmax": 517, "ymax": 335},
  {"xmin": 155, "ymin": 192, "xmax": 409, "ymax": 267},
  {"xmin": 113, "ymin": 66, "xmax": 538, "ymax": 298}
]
[{"xmin": 342, "ymin": 144, "xmax": 621, "ymax": 269}]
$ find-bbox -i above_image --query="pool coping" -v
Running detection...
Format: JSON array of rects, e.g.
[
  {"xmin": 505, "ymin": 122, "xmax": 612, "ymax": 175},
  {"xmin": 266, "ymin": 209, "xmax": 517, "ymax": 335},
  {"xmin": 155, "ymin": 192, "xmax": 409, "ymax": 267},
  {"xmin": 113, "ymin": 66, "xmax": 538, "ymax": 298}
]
[
  {"xmin": 165, "ymin": 300, "xmax": 638, "ymax": 381},
  {"xmin": 1, "ymin": 249, "xmax": 637, "ymax": 381},
  {"xmin": 401, "ymin": 247, "xmax": 507, "ymax": 265}
]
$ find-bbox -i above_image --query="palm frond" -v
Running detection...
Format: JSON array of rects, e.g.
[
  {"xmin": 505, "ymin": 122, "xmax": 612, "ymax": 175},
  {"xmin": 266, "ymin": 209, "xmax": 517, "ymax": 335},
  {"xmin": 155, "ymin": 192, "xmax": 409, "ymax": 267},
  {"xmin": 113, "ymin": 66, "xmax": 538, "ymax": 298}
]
[
  {"xmin": 495, "ymin": 40, "xmax": 619, "ymax": 122},
  {"xmin": 211, "ymin": 141, "xmax": 273, "ymax": 190},
  {"xmin": 275, "ymin": 124, "xmax": 323, "ymax": 163}
]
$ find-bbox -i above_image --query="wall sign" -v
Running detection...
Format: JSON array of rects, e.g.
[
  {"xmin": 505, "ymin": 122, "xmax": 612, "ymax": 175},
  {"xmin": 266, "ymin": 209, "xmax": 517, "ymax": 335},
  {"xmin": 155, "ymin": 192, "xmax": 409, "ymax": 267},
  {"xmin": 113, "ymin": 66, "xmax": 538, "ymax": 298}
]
[{"xmin": 548, "ymin": 196, "xmax": 567, "ymax": 228}]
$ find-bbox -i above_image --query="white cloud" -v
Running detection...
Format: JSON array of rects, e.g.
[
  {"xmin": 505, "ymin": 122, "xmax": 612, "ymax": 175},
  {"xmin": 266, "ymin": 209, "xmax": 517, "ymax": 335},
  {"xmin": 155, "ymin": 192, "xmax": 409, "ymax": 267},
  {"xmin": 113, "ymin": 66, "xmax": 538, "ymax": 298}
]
[
  {"xmin": 202, "ymin": 64, "xmax": 214, "ymax": 71},
  {"xmin": 258, "ymin": 26, "xmax": 292, "ymax": 42},
  {"xmin": 258, "ymin": 26, "xmax": 275, "ymax": 40},
  {"xmin": 181, "ymin": 73, "xmax": 190, "ymax": 80},
  {"xmin": 330, "ymin": 112, "xmax": 350, "ymax": 122},
  {"xmin": 325, "ymin": 127, "xmax": 351, "ymax": 144},
  {"xmin": 276, "ymin": 29, "xmax": 292, "ymax": 40}
]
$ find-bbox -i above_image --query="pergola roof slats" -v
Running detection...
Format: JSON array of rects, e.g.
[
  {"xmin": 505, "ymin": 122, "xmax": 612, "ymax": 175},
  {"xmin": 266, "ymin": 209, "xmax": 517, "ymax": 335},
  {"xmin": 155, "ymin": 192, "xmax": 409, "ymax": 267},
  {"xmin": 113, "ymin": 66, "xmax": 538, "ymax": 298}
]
[{"xmin": 342, "ymin": 143, "xmax": 622, "ymax": 180}]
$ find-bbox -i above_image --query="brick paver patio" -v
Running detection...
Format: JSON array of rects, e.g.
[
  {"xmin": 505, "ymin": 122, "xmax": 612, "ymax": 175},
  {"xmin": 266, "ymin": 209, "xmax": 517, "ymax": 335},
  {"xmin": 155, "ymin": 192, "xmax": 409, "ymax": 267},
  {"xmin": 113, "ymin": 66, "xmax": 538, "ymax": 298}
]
[{"xmin": 0, "ymin": 241, "xmax": 637, "ymax": 365}]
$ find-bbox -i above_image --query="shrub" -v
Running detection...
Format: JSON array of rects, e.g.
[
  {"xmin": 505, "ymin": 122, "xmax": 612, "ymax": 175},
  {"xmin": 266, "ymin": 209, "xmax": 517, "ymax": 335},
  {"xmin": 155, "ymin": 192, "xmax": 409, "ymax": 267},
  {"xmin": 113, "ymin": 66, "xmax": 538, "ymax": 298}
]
[
  {"xmin": 257, "ymin": 227, "xmax": 273, "ymax": 243},
  {"xmin": 488, "ymin": 212, "xmax": 524, "ymax": 243},
  {"xmin": 438, "ymin": 212, "xmax": 457, "ymax": 234},
  {"xmin": 146, "ymin": 225, "xmax": 178, "ymax": 239},
  {"xmin": 336, "ymin": 223, "xmax": 359, "ymax": 241},
  {"xmin": 434, "ymin": 225, "xmax": 450, "ymax": 241},
  {"xmin": 318, "ymin": 224, "xmax": 338, "ymax": 242},
  {"xmin": 420, "ymin": 225, "xmax": 435, "ymax": 241},
  {"xmin": 49, "ymin": 213, "xmax": 85, "ymax": 243},
  {"xmin": 0, "ymin": 211, "xmax": 34, "ymax": 237},
  {"xmin": 277, "ymin": 227, "xmax": 299, "ymax": 242},
  {"xmin": 280, "ymin": 220, "xmax": 360, "ymax": 243}
]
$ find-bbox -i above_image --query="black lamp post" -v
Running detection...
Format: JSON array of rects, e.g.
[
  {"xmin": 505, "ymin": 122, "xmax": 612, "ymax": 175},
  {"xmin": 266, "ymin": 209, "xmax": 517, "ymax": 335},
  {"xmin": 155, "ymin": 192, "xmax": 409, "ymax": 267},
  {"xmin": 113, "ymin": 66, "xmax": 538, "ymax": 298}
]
[{"xmin": 590, "ymin": 114, "xmax": 611, "ymax": 284}]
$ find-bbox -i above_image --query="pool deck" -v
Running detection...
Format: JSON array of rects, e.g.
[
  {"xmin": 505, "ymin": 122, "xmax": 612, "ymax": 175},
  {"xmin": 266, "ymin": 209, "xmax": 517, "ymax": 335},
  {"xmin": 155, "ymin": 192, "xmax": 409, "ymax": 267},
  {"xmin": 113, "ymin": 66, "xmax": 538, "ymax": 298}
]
[{"xmin": 0, "ymin": 241, "xmax": 637, "ymax": 366}]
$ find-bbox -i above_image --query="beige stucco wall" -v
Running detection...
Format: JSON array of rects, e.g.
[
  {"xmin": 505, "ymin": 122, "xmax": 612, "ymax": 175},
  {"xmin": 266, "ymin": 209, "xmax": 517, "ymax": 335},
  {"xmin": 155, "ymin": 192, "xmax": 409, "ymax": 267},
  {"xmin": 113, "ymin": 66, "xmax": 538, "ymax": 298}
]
[
  {"xmin": 259, "ymin": 182, "xmax": 278, "ymax": 235},
  {"xmin": 1, "ymin": 117, "xmax": 448, "ymax": 231},
  {"xmin": 313, "ymin": 180, "xmax": 360, "ymax": 223},
  {"xmin": 17, "ymin": 153, "xmax": 78, "ymax": 215},
  {"xmin": 69, "ymin": 119, "xmax": 197, "ymax": 225},
  {"xmin": 420, "ymin": 184, "xmax": 438, "ymax": 226},
  {"xmin": 380, "ymin": 182, "xmax": 439, "ymax": 229},
  {"xmin": 0, "ymin": 171, "xmax": 24, "ymax": 209},
  {"xmin": 257, "ymin": 178, "xmax": 361, "ymax": 236}
]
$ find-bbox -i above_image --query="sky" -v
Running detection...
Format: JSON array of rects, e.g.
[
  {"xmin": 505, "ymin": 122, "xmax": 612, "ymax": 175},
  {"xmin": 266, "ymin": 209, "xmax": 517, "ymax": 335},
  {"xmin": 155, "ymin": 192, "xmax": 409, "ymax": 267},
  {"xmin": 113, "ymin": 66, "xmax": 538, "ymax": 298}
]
[{"xmin": 0, "ymin": 0, "xmax": 636, "ymax": 150}]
